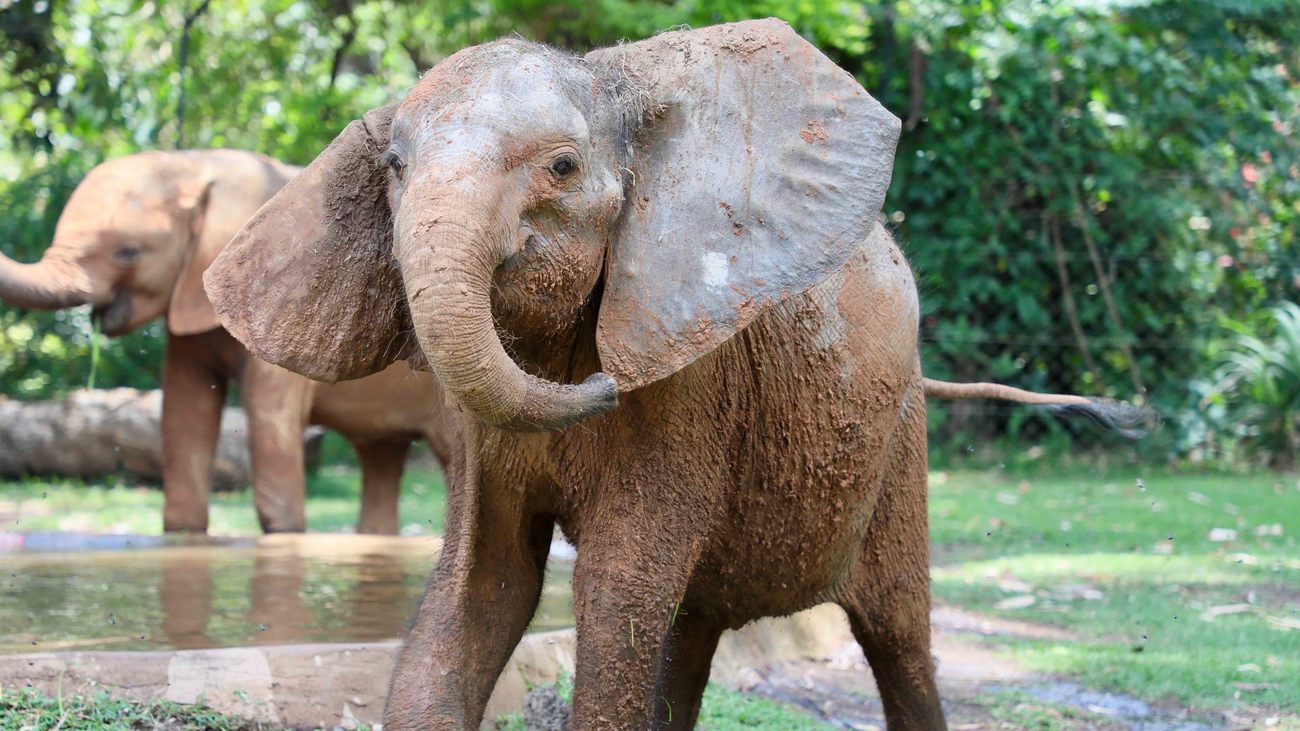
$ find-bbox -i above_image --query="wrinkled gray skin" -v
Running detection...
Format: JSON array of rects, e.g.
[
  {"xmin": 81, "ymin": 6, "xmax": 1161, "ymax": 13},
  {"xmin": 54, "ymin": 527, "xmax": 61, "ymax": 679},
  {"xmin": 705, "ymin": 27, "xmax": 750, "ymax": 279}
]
[{"xmin": 207, "ymin": 19, "xmax": 1120, "ymax": 730}]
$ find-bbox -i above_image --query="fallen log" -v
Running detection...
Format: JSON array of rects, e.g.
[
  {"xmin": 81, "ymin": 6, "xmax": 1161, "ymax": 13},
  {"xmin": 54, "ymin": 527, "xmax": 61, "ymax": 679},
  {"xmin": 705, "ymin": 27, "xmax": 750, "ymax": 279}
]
[{"xmin": 0, "ymin": 389, "xmax": 321, "ymax": 489}]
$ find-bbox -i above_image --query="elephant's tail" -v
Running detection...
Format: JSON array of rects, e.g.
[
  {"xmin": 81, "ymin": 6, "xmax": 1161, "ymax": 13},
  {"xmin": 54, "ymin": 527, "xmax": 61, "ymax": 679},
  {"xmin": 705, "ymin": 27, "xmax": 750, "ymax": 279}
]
[{"xmin": 921, "ymin": 378, "xmax": 1154, "ymax": 439}]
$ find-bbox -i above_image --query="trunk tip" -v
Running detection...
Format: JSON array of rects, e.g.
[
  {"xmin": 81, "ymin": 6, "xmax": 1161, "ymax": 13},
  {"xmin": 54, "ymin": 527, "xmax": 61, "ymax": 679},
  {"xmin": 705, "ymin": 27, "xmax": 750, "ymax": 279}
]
[
  {"xmin": 509, "ymin": 371, "xmax": 619, "ymax": 432},
  {"xmin": 579, "ymin": 372, "xmax": 619, "ymax": 415}
]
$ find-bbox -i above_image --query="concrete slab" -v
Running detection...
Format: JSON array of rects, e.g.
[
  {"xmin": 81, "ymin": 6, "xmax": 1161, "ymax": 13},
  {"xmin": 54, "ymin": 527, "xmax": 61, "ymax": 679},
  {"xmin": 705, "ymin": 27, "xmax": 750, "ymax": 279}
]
[{"xmin": 0, "ymin": 604, "xmax": 854, "ymax": 728}]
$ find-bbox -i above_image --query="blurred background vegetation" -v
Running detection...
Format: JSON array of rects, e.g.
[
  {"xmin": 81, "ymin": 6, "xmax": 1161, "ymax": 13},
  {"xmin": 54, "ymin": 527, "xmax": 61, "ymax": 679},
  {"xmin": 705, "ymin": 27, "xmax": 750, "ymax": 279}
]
[{"xmin": 1, "ymin": 0, "xmax": 1297, "ymax": 468}]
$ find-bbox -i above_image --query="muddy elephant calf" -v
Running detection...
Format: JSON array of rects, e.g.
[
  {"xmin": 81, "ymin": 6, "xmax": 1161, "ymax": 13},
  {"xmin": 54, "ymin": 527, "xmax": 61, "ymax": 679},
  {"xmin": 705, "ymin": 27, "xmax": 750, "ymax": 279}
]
[
  {"xmin": 207, "ymin": 20, "xmax": 1144, "ymax": 730},
  {"xmin": 0, "ymin": 150, "xmax": 458, "ymax": 533}
]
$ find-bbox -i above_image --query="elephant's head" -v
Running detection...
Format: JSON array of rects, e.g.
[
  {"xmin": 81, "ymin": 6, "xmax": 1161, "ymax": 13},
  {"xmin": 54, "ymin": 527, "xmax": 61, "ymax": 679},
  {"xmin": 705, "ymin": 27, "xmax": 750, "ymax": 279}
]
[
  {"xmin": 0, "ymin": 151, "xmax": 292, "ymax": 336},
  {"xmin": 205, "ymin": 19, "xmax": 900, "ymax": 431}
]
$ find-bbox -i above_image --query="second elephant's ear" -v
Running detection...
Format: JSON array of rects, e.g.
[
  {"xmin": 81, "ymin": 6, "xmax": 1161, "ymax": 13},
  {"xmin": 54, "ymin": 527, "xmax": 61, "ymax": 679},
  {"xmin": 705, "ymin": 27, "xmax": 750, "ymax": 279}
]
[
  {"xmin": 587, "ymin": 19, "xmax": 900, "ymax": 390},
  {"xmin": 203, "ymin": 104, "xmax": 413, "ymax": 382},
  {"xmin": 167, "ymin": 178, "xmax": 219, "ymax": 335}
]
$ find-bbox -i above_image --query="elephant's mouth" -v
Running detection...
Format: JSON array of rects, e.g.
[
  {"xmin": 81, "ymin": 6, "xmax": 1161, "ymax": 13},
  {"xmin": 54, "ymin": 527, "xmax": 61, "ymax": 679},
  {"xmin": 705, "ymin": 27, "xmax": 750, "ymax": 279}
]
[{"xmin": 92, "ymin": 289, "xmax": 133, "ymax": 336}]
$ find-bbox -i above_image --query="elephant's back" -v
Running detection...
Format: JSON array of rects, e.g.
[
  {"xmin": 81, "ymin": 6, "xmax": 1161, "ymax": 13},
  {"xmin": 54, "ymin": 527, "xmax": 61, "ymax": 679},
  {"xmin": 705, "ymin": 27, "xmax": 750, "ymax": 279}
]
[
  {"xmin": 192, "ymin": 149, "xmax": 300, "ymax": 194},
  {"xmin": 310, "ymin": 361, "xmax": 457, "ymax": 445}
]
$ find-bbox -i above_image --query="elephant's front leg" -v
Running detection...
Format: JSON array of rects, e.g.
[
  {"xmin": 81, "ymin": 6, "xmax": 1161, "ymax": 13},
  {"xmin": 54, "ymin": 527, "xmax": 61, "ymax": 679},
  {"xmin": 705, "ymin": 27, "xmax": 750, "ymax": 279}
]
[
  {"xmin": 569, "ymin": 461, "xmax": 717, "ymax": 729},
  {"xmin": 384, "ymin": 433, "xmax": 550, "ymax": 729},
  {"xmin": 160, "ymin": 333, "xmax": 227, "ymax": 533},
  {"xmin": 240, "ymin": 359, "xmax": 315, "ymax": 533}
]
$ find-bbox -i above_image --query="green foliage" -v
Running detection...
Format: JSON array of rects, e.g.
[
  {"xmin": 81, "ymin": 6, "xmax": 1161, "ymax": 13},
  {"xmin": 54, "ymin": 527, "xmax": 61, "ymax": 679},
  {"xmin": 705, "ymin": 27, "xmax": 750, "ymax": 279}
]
[
  {"xmin": 1208, "ymin": 302, "xmax": 1300, "ymax": 469},
  {"xmin": 2, "ymin": 0, "xmax": 1297, "ymax": 465}
]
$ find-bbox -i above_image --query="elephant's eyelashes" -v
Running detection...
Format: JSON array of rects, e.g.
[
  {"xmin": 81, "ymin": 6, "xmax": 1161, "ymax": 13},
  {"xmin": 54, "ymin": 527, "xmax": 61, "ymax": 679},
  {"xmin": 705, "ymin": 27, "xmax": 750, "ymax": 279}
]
[
  {"xmin": 114, "ymin": 246, "xmax": 141, "ymax": 266},
  {"xmin": 381, "ymin": 150, "xmax": 405, "ymax": 182},
  {"xmin": 549, "ymin": 155, "xmax": 577, "ymax": 179}
]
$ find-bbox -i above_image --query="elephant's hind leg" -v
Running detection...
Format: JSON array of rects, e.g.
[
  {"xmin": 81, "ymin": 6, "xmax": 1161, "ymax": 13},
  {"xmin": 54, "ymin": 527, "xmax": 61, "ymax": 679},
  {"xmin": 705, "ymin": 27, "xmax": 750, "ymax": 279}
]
[
  {"xmin": 837, "ymin": 390, "xmax": 947, "ymax": 731},
  {"xmin": 354, "ymin": 437, "xmax": 411, "ymax": 535},
  {"xmin": 653, "ymin": 609, "xmax": 723, "ymax": 730}
]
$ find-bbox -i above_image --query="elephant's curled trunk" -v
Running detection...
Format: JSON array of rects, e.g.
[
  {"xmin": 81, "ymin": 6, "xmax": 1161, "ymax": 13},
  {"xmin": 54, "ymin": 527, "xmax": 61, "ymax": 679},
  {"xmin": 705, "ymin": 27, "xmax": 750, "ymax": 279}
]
[
  {"xmin": 400, "ymin": 212, "xmax": 617, "ymax": 432},
  {"xmin": 0, "ymin": 250, "xmax": 96, "ymax": 310}
]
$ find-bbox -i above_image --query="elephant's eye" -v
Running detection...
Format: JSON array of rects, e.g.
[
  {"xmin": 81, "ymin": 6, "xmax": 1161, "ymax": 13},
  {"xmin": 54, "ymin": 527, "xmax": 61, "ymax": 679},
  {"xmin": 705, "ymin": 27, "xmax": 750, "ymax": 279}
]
[
  {"xmin": 549, "ymin": 155, "xmax": 577, "ymax": 179},
  {"xmin": 382, "ymin": 150, "xmax": 405, "ymax": 182},
  {"xmin": 115, "ymin": 246, "xmax": 140, "ymax": 265}
]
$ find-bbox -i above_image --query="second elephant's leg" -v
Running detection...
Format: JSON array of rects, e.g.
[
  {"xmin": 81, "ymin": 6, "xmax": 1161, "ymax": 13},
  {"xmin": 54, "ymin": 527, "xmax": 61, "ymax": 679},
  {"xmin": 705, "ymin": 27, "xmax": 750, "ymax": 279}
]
[
  {"xmin": 160, "ymin": 332, "xmax": 226, "ymax": 533},
  {"xmin": 353, "ymin": 438, "xmax": 411, "ymax": 535},
  {"xmin": 241, "ymin": 360, "xmax": 314, "ymax": 533}
]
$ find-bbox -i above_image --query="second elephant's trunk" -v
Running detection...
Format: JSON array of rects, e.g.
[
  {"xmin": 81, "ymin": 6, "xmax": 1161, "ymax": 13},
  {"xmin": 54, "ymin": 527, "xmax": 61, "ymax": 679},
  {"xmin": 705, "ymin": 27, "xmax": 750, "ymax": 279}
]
[
  {"xmin": 398, "ymin": 207, "xmax": 616, "ymax": 432},
  {"xmin": 0, "ymin": 250, "xmax": 96, "ymax": 310}
]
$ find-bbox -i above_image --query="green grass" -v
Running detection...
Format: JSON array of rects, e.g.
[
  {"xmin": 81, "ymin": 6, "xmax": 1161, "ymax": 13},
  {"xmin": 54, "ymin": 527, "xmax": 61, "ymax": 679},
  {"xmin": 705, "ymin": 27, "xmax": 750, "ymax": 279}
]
[
  {"xmin": 0, "ymin": 465, "xmax": 446, "ymax": 536},
  {"xmin": 695, "ymin": 685, "xmax": 834, "ymax": 730},
  {"xmin": 493, "ymin": 681, "xmax": 834, "ymax": 731},
  {"xmin": 0, "ymin": 687, "xmax": 270, "ymax": 730},
  {"xmin": 930, "ymin": 468, "xmax": 1300, "ymax": 713}
]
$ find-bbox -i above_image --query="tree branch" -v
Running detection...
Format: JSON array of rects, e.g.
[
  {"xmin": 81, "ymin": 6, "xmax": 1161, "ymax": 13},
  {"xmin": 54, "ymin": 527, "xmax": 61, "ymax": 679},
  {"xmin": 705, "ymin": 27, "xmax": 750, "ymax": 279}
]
[
  {"xmin": 401, "ymin": 41, "xmax": 429, "ymax": 76},
  {"xmin": 327, "ymin": 13, "xmax": 358, "ymax": 90},
  {"xmin": 1047, "ymin": 214, "xmax": 1101, "ymax": 382},
  {"xmin": 904, "ymin": 44, "xmax": 927, "ymax": 131},
  {"xmin": 1072, "ymin": 185, "xmax": 1147, "ymax": 397},
  {"xmin": 175, "ymin": 0, "xmax": 211, "ymax": 149}
]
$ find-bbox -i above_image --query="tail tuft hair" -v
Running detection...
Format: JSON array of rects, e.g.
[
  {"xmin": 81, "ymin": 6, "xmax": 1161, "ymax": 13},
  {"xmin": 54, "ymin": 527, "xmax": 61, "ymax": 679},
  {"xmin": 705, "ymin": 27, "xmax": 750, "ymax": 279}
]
[{"xmin": 1045, "ymin": 398, "xmax": 1158, "ymax": 439}]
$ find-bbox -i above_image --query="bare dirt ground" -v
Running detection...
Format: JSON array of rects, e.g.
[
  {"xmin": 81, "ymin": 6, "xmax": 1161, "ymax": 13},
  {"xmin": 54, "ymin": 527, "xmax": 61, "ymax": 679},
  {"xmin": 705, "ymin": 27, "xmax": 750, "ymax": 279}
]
[{"xmin": 740, "ymin": 606, "xmax": 1225, "ymax": 731}]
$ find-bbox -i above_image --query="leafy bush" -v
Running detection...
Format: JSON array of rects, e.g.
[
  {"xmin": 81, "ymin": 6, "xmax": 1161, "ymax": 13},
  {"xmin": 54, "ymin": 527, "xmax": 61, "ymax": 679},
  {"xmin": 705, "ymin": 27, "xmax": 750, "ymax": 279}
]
[
  {"xmin": 1207, "ymin": 302, "xmax": 1300, "ymax": 470},
  {"xmin": 2, "ymin": 0, "xmax": 1297, "ymax": 466}
]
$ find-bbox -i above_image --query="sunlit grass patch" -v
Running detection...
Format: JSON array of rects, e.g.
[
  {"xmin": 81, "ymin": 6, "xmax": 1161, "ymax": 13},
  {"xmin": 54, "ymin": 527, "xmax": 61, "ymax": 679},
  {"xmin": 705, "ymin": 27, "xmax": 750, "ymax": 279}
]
[
  {"xmin": 0, "ymin": 465, "xmax": 446, "ymax": 536},
  {"xmin": 493, "ymin": 682, "xmax": 835, "ymax": 730},
  {"xmin": 934, "ymin": 551, "xmax": 1273, "ymax": 587},
  {"xmin": 931, "ymin": 469, "xmax": 1300, "ymax": 715},
  {"xmin": 929, "ymin": 469, "xmax": 1300, "ymax": 563}
]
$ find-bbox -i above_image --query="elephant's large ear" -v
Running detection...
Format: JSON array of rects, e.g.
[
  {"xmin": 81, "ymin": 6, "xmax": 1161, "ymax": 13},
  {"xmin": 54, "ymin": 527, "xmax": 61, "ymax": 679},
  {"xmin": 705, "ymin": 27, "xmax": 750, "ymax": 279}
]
[
  {"xmin": 203, "ymin": 104, "xmax": 412, "ymax": 382},
  {"xmin": 167, "ymin": 179, "xmax": 220, "ymax": 335},
  {"xmin": 587, "ymin": 19, "xmax": 900, "ymax": 390}
]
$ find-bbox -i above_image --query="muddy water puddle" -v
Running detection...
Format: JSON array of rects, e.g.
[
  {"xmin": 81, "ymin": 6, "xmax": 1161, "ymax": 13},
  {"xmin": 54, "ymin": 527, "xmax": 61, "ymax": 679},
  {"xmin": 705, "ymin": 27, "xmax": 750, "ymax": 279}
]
[{"xmin": 0, "ymin": 533, "xmax": 574, "ymax": 652}]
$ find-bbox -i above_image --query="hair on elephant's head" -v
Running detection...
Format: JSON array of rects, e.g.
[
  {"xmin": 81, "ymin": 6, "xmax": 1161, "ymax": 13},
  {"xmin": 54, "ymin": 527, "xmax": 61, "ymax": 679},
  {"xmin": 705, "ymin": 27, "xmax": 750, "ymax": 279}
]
[
  {"xmin": 0, "ymin": 150, "xmax": 294, "ymax": 336},
  {"xmin": 205, "ymin": 19, "xmax": 901, "ymax": 431}
]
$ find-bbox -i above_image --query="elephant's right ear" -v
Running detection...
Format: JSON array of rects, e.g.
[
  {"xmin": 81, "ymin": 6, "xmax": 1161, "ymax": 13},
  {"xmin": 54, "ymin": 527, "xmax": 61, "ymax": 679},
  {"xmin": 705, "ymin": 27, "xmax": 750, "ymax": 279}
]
[{"xmin": 203, "ymin": 104, "xmax": 414, "ymax": 382}]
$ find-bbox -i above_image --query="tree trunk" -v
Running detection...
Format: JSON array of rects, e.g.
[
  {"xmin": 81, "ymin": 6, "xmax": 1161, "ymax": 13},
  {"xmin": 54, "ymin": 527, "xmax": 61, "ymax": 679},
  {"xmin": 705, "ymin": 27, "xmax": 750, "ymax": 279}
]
[{"xmin": 0, "ymin": 389, "xmax": 322, "ymax": 490}]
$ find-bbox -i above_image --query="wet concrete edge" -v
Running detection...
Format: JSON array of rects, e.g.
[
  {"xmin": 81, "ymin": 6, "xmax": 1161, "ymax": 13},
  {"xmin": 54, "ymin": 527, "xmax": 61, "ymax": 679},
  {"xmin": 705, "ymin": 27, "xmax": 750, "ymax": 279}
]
[{"xmin": 0, "ymin": 604, "xmax": 853, "ymax": 728}]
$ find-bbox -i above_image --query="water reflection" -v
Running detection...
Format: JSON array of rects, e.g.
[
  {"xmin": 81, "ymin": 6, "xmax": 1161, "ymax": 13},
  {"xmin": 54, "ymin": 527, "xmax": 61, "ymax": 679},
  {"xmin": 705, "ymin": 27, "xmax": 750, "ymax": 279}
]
[{"xmin": 0, "ymin": 533, "xmax": 573, "ymax": 652}]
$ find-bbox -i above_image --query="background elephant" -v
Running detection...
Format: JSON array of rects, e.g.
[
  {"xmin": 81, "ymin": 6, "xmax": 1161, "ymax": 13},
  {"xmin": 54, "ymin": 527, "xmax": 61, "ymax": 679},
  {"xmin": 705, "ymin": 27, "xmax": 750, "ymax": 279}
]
[
  {"xmin": 0, "ymin": 149, "xmax": 458, "ymax": 534},
  {"xmin": 206, "ymin": 20, "xmax": 1143, "ymax": 729}
]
